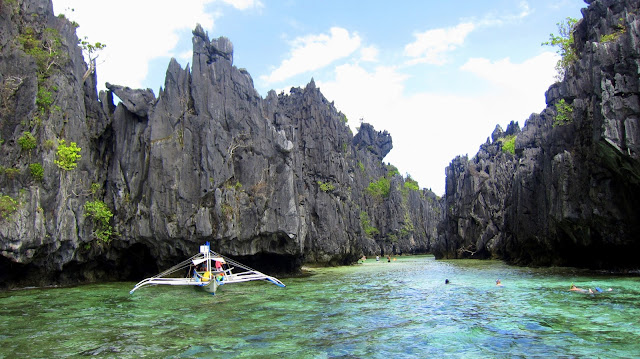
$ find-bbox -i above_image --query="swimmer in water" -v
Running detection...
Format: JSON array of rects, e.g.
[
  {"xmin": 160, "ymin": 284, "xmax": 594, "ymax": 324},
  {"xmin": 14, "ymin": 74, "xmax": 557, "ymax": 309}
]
[
  {"xmin": 496, "ymin": 279, "xmax": 503, "ymax": 286},
  {"xmin": 595, "ymin": 287, "xmax": 613, "ymax": 293},
  {"xmin": 570, "ymin": 284, "xmax": 588, "ymax": 293}
]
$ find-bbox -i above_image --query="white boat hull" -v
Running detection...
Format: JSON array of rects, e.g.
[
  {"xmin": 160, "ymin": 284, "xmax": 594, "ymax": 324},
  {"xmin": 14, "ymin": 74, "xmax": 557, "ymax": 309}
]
[{"xmin": 200, "ymin": 279, "xmax": 219, "ymax": 293}]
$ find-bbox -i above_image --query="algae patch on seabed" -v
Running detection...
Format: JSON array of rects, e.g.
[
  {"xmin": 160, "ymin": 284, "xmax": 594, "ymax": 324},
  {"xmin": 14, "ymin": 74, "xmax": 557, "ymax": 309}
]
[{"xmin": 1, "ymin": 256, "xmax": 639, "ymax": 358}]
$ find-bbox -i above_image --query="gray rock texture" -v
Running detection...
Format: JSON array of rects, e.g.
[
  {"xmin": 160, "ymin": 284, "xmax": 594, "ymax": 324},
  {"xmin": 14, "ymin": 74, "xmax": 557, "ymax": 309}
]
[
  {"xmin": 437, "ymin": 0, "xmax": 640, "ymax": 269},
  {"xmin": 4, "ymin": 0, "xmax": 636, "ymax": 289},
  {"xmin": 0, "ymin": 0, "xmax": 442, "ymax": 288}
]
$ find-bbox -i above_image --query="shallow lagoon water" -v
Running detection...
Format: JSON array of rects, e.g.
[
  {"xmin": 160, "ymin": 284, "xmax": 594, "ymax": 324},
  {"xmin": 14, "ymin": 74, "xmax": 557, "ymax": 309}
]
[{"xmin": 1, "ymin": 255, "xmax": 639, "ymax": 358}]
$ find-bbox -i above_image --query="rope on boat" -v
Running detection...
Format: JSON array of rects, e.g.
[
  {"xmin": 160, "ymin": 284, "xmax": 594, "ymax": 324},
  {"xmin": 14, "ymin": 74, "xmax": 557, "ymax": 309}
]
[{"xmin": 130, "ymin": 248, "xmax": 285, "ymax": 294}]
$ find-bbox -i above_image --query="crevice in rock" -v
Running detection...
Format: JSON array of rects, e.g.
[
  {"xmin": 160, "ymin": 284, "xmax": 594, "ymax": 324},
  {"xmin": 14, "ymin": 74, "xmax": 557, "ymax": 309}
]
[
  {"xmin": 230, "ymin": 252, "xmax": 302, "ymax": 275},
  {"xmin": 117, "ymin": 242, "xmax": 159, "ymax": 281}
]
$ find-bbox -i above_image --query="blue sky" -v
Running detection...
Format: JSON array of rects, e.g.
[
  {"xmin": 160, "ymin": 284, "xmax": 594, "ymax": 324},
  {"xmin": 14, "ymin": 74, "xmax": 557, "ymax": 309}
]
[{"xmin": 53, "ymin": 0, "xmax": 586, "ymax": 195}]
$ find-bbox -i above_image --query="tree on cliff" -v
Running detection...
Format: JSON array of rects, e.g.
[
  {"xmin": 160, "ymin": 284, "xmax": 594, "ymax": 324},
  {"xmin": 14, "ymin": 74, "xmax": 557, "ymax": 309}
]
[
  {"xmin": 80, "ymin": 36, "xmax": 106, "ymax": 82},
  {"xmin": 542, "ymin": 17, "xmax": 578, "ymax": 81}
]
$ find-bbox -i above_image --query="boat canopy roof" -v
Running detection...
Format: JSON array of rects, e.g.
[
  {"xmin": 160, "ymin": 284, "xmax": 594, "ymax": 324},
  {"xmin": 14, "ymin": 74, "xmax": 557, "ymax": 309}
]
[{"xmin": 192, "ymin": 257, "xmax": 225, "ymax": 266}]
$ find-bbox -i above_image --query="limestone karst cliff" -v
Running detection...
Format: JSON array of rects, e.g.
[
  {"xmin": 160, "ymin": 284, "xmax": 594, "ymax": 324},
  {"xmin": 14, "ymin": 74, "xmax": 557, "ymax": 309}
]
[
  {"xmin": 437, "ymin": 0, "xmax": 640, "ymax": 269},
  {"xmin": 0, "ymin": 0, "xmax": 442, "ymax": 288},
  {"xmin": 2, "ymin": 0, "xmax": 637, "ymax": 289}
]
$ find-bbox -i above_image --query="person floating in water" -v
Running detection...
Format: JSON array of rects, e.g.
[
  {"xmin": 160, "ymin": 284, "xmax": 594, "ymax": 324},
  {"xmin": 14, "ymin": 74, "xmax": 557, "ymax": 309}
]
[
  {"xmin": 570, "ymin": 284, "xmax": 586, "ymax": 292},
  {"xmin": 445, "ymin": 279, "xmax": 450, "ymax": 284},
  {"xmin": 570, "ymin": 284, "xmax": 592, "ymax": 293},
  {"xmin": 496, "ymin": 279, "xmax": 503, "ymax": 286},
  {"xmin": 594, "ymin": 287, "xmax": 613, "ymax": 293},
  {"xmin": 570, "ymin": 284, "xmax": 612, "ymax": 294}
]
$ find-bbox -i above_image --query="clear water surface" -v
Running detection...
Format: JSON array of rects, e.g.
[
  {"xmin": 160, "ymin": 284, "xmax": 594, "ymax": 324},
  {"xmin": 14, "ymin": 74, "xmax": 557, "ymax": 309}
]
[{"xmin": 1, "ymin": 255, "xmax": 639, "ymax": 358}]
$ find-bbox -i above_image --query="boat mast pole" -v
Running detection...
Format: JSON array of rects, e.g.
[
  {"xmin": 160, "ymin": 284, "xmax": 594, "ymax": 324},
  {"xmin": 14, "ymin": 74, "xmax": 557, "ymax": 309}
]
[{"xmin": 206, "ymin": 241, "xmax": 211, "ymax": 273}]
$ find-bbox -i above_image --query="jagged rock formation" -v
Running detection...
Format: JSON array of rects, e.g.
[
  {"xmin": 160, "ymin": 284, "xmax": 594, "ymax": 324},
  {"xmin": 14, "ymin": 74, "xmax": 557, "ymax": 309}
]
[
  {"xmin": 437, "ymin": 0, "xmax": 640, "ymax": 269},
  {"xmin": 0, "ymin": 0, "xmax": 443, "ymax": 288}
]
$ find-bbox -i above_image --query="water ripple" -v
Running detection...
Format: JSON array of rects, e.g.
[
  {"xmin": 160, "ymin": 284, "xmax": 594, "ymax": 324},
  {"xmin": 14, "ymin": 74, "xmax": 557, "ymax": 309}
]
[{"xmin": 1, "ymin": 256, "xmax": 639, "ymax": 358}]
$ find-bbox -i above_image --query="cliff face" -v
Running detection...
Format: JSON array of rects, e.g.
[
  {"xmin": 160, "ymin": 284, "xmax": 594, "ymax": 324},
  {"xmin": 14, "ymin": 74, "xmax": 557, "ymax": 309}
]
[
  {"xmin": 0, "ymin": 0, "xmax": 111, "ymax": 285},
  {"xmin": 0, "ymin": 0, "xmax": 443, "ymax": 288},
  {"xmin": 438, "ymin": 0, "xmax": 640, "ymax": 269},
  {"xmin": 6, "ymin": 0, "xmax": 633, "ymax": 289}
]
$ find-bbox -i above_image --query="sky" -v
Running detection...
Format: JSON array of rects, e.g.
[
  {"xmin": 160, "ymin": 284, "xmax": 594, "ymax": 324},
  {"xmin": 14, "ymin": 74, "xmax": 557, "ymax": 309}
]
[{"xmin": 52, "ymin": 0, "xmax": 586, "ymax": 195}]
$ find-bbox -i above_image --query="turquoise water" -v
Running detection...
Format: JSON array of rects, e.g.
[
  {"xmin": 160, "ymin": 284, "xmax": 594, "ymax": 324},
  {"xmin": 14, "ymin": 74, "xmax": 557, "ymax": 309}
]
[{"xmin": 1, "ymin": 256, "xmax": 639, "ymax": 358}]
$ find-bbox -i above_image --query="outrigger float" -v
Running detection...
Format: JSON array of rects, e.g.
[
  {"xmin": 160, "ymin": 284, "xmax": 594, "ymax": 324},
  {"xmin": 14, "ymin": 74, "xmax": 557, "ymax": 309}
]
[{"xmin": 130, "ymin": 242, "xmax": 285, "ymax": 295}]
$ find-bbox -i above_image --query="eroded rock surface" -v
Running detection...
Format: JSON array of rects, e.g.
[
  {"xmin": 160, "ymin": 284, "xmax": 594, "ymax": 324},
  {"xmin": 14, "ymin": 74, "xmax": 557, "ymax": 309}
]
[
  {"xmin": 0, "ymin": 0, "xmax": 442, "ymax": 288},
  {"xmin": 438, "ymin": 0, "xmax": 640, "ymax": 269}
]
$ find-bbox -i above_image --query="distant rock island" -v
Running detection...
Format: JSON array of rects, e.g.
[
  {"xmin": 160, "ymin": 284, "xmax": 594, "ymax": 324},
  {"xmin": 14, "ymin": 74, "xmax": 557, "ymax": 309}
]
[{"xmin": 0, "ymin": 0, "xmax": 638, "ymax": 289}]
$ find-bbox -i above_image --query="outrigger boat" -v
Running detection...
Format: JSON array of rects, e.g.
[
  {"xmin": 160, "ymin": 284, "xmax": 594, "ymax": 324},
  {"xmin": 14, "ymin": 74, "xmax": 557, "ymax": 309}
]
[{"xmin": 130, "ymin": 242, "xmax": 285, "ymax": 295}]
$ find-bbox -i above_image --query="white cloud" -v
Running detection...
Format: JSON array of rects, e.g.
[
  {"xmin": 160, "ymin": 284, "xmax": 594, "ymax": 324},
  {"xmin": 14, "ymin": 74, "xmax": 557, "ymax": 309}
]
[
  {"xmin": 52, "ymin": 0, "xmax": 226, "ymax": 91},
  {"xmin": 402, "ymin": 2, "xmax": 532, "ymax": 67},
  {"xmin": 404, "ymin": 22, "xmax": 475, "ymax": 65},
  {"xmin": 460, "ymin": 51, "xmax": 558, "ymax": 98},
  {"xmin": 318, "ymin": 51, "xmax": 557, "ymax": 195},
  {"xmin": 221, "ymin": 0, "xmax": 263, "ymax": 10},
  {"xmin": 260, "ymin": 27, "xmax": 361, "ymax": 85},
  {"xmin": 318, "ymin": 64, "xmax": 407, "ymax": 128},
  {"xmin": 476, "ymin": 1, "xmax": 531, "ymax": 27},
  {"xmin": 548, "ymin": 0, "xmax": 575, "ymax": 10},
  {"xmin": 177, "ymin": 50, "xmax": 194, "ymax": 65},
  {"xmin": 517, "ymin": 1, "xmax": 532, "ymax": 18},
  {"xmin": 359, "ymin": 46, "xmax": 379, "ymax": 63},
  {"xmin": 319, "ymin": 63, "xmax": 491, "ymax": 195}
]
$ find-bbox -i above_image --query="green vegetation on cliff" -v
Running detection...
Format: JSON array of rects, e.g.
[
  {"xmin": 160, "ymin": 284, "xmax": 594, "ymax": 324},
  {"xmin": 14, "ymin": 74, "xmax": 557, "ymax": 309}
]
[
  {"xmin": 360, "ymin": 211, "xmax": 379, "ymax": 237},
  {"xmin": 500, "ymin": 135, "xmax": 516, "ymax": 155},
  {"xmin": 17, "ymin": 131, "xmax": 36, "ymax": 151},
  {"xmin": 553, "ymin": 99, "xmax": 574, "ymax": 127},
  {"xmin": 18, "ymin": 26, "xmax": 65, "ymax": 126},
  {"xmin": 367, "ymin": 164, "xmax": 403, "ymax": 198},
  {"xmin": 386, "ymin": 164, "xmax": 399, "ymax": 177},
  {"xmin": 17, "ymin": 27, "xmax": 65, "ymax": 78},
  {"xmin": 54, "ymin": 140, "xmax": 81, "ymax": 170},
  {"xmin": 29, "ymin": 163, "xmax": 44, "ymax": 182},
  {"xmin": 542, "ymin": 17, "xmax": 578, "ymax": 80},
  {"xmin": 403, "ymin": 175, "xmax": 420, "ymax": 192},
  {"xmin": 367, "ymin": 176, "xmax": 390, "ymax": 198},
  {"xmin": 79, "ymin": 36, "xmax": 106, "ymax": 81},
  {"xmin": 600, "ymin": 18, "xmax": 626, "ymax": 43},
  {"xmin": 317, "ymin": 180, "xmax": 335, "ymax": 192},
  {"xmin": 0, "ymin": 194, "xmax": 19, "ymax": 220},
  {"xmin": 84, "ymin": 200, "xmax": 114, "ymax": 243}
]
